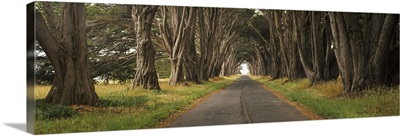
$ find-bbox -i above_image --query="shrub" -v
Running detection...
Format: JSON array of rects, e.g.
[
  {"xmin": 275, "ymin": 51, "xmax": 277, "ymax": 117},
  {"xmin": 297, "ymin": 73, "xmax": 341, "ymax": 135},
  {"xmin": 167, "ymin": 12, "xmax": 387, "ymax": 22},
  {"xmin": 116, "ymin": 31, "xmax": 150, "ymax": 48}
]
[{"xmin": 36, "ymin": 99, "xmax": 78, "ymax": 120}]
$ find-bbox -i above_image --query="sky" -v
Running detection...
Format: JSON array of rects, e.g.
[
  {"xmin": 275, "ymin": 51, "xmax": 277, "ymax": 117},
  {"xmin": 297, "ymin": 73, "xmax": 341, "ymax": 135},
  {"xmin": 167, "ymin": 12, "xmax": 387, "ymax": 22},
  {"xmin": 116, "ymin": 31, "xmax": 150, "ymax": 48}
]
[{"xmin": 240, "ymin": 63, "xmax": 249, "ymax": 75}]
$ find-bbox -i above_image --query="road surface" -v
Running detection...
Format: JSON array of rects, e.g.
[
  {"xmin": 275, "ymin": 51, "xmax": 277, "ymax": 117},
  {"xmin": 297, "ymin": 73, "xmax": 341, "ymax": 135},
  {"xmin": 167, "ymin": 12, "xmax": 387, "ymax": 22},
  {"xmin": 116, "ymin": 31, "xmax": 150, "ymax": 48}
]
[{"xmin": 168, "ymin": 75, "xmax": 309, "ymax": 127}]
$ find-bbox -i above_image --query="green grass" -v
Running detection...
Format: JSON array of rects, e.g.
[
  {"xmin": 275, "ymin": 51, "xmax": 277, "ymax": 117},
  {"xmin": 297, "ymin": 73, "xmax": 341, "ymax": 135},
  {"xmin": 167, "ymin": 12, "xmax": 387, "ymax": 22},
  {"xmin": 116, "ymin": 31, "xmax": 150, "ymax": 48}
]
[
  {"xmin": 34, "ymin": 76, "xmax": 239, "ymax": 134},
  {"xmin": 252, "ymin": 76, "xmax": 399, "ymax": 119}
]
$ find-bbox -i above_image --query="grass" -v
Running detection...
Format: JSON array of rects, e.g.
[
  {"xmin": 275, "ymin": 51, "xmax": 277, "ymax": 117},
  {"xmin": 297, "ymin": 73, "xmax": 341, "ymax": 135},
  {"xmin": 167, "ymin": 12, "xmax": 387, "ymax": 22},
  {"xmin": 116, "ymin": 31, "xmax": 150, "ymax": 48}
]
[
  {"xmin": 252, "ymin": 76, "xmax": 399, "ymax": 119},
  {"xmin": 34, "ymin": 75, "xmax": 239, "ymax": 134}
]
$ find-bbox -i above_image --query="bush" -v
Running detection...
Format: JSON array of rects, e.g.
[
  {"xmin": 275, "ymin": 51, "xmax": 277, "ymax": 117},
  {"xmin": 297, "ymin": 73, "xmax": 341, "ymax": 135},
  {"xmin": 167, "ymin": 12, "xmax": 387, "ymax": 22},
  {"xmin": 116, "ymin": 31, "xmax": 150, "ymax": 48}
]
[{"xmin": 36, "ymin": 99, "xmax": 77, "ymax": 120}]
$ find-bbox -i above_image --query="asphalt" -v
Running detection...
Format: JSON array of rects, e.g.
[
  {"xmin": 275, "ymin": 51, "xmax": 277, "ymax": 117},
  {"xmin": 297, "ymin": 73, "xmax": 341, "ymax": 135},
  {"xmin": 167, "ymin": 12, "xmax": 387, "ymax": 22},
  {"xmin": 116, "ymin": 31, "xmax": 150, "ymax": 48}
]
[{"xmin": 168, "ymin": 75, "xmax": 309, "ymax": 127}]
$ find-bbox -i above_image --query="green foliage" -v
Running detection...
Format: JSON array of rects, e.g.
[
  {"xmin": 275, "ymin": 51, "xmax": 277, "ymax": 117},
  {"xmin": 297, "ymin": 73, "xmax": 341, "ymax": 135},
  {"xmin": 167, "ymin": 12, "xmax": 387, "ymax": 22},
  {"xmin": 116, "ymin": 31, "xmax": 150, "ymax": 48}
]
[
  {"xmin": 35, "ymin": 2, "xmax": 62, "ymax": 21},
  {"xmin": 35, "ymin": 76, "xmax": 239, "ymax": 134},
  {"xmin": 35, "ymin": 3, "xmax": 137, "ymax": 83},
  {"xmin": 86, "ymin": 3, "xmax": 131, "ymax": 21},
  {"xmin": 155, "ymin": 57, "xmax": 171, "ymax": 79},
  {"xmin": 254, "ymin": 76, "xmax": 400, "ymax": 119},
  {"xmin": 86, "ymin": 4, "xmax": 137, "ymax": 82},
  {"xmin": 36, "ymin": 99, "xmax": 78, "ymax": 120},
  {"xmin": 35, "ymin": 42, "xmax": 54, "ymax": 85},
  {"xmin": 101, "ymin": 95, "xmax": 149, "ymax": 107}
]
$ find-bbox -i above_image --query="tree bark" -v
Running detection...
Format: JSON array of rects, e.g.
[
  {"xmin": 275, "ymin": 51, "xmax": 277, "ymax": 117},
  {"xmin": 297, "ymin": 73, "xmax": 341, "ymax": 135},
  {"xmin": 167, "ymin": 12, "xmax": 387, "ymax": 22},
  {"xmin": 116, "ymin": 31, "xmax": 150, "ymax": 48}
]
[
  {"xmin": 329, "ymin": 12, "xmax": 356, "ymax": 92},
  {"xmin": 295, "ymin": 11, "xmax": 338, "ymax": 85},
  {"xmin": 273, "ymin": 11, "xmax": 290, "ymax": 78},
  {"xmin": 131, "ymin": 5, "xmax": 161, "ymax": 90},
  {"xmin": 283, "ymin": 11, "xmax": 305, "ymax": 79},
  {"xmin": 329, "ymin": 13, "xmax": 399, "ymax": 93},
  {"xmin": 36, "ymin": 3, "xmax": 100, "ymax": 106},
  {"xmin": 183, "ymin": 8, "xmax": 201, "ymax": 83},
  {"xmin": 157, "ymin": 6, "xmax": 196, "ymax": 85},
  {"xmin": 370, "ymin": 14, "xmax": 399, "ymax": 85},
  {"xmin": 197, "ymin": 8, "xmax": 221, "ymax": 81},
  {"xmin": 266, "ymin": 11, "xmax": 282, "ymax": 79}
]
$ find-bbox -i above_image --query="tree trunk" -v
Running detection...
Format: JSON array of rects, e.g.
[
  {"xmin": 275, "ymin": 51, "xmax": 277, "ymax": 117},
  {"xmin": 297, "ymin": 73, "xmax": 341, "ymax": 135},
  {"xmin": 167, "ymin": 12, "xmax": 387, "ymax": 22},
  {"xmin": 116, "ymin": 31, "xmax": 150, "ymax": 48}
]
[
  {"xmin": 197, "ymin": 8, "xmax": 206, "ymax": 81},
  {"xmin": 157, "ymin": 6, "xmax": 196, "ymax": 85},
  {"xmin": 266, "ymin": 11, "xmax": 282, "ymax": 79},
  {"xmin": 197, "ymin": 8, "xmax": 220, "ymax": 81},
  {"xmin": 329, "ymin": 13, "xmax": 398, "ymax": 93},
  {"xmin": 329, "ymin": 12, "xmax": 357, "ymax": 93},
  {"xmin": 36, "ymin": 3, "xmax": 100, "ymax": 106},
  {"xmin": 273, "ymin": 11, "xmax": 291, "ymax": 78},
  {"xmin": 131, "ymin": 5, "xmax": 161, "ymax": 90},
  {"xmin": 183, "ymin": 11, "xmax": 201, "ymax": 83},
  {"xmin": 295, "ymin": 11, "xmax": 339, "ymax": 85},
  {"xmin": 387, "ymin": 23, "xmax": 399, "ymax": 85},
  {"xmin": 370, "ymin": 14, "xmax": 399, "ymax": 85},
  {"xmin": 169, "ymin": 58, "xmax": 185, "ymax": 85},
  {"xmin": 284, "ymin": 11, "xmax": 305, "ymax": 79},
  {"xmin": 221, "ymin": 47, "xmax": 242, "ymax": 76}
]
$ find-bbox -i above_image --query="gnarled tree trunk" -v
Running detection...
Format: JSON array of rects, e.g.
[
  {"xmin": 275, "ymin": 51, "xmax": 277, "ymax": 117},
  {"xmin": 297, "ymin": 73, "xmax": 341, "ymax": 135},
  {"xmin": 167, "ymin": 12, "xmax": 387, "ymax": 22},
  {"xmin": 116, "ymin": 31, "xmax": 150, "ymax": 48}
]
[
  {"xmin": 329, "ymin": 13, "xmax": 398, "ymax": 93},
  {"xmin": 131, "ymin": 5, "xmax": 161, "ymax": 90},
  {"xmin": 157, "ymin": 6, "xmax": 196, "ymax": 85},
  {"xmin": 197, "ymin": 8, "xmax": 221, "ymax": 81},
  {"xmin": 183, "ymin": 10, "xmax": 201, "ymax": 83},
  {"xmin": 36, "ymin": 3, "xmax": 100, "ymax": 106},
  {"xmin": 266, "ymin": 10, "xmax": 283, "ymax": 79},
  {"xmin": 294, "ymin": 11, "xmax": 339, "ymax": 85}
]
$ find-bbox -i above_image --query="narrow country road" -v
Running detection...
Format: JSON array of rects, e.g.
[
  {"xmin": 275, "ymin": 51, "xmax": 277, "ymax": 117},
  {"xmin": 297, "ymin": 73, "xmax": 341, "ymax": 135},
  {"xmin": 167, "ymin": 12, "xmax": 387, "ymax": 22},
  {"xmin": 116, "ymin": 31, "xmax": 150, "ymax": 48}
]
[{"xmin": 168, "ymin": 75, "xmax": 309, "ymax": 127}]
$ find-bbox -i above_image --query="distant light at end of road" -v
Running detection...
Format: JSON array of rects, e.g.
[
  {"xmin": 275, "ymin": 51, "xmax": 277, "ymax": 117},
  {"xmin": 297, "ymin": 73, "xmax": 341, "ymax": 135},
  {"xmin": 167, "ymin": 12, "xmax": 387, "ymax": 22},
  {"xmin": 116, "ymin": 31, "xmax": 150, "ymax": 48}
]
[{"xmin": 240, "ymin": 63, "xmax": 249, "ymax": 75}]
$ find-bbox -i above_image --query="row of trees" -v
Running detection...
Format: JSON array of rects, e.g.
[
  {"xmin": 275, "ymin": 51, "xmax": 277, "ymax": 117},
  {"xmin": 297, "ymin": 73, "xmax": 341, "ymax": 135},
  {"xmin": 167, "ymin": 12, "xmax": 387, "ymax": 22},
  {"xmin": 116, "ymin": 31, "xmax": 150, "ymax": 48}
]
[
  {"xmin": 36, "ymin": 3, "xmax": 250, "ymax": 105},
  {"xmin": 130, "ymin": 6, "xmax": 252, "ymax": 89},
  {"xmin": 247, "ymin": 10, "xmax": 399, "ymax": 93},
  {"xmin": 35, "ymin": 2, "xmax": 399, "ymax": 106}
]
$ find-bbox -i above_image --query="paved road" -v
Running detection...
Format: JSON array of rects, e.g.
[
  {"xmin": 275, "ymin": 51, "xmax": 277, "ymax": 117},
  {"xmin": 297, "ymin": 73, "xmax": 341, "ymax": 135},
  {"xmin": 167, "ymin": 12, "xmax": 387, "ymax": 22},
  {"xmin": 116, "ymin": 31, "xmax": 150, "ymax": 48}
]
[{"xmin": 168, "ymin": 75, "xmax": 309, "ymax": 127}]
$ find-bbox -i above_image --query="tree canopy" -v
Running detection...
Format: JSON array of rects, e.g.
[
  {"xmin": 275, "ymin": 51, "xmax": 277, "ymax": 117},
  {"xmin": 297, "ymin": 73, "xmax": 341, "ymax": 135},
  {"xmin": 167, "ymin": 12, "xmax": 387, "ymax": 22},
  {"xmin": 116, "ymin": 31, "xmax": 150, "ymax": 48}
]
[{"xmin": 36, "ymin": 2, "xmax": 399, "ymax": 106}]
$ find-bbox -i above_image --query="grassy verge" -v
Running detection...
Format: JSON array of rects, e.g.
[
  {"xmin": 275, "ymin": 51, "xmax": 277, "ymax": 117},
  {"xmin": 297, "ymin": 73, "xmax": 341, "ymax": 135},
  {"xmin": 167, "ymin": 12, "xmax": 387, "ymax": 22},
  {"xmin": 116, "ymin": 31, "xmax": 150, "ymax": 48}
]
[
  {"xmin": 34, "ymin": 76, "xmax": 239, "ymax": 134},
  {"xmin": 252, "ymin": 76, "xmax": 399, "ymax": 119}
]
